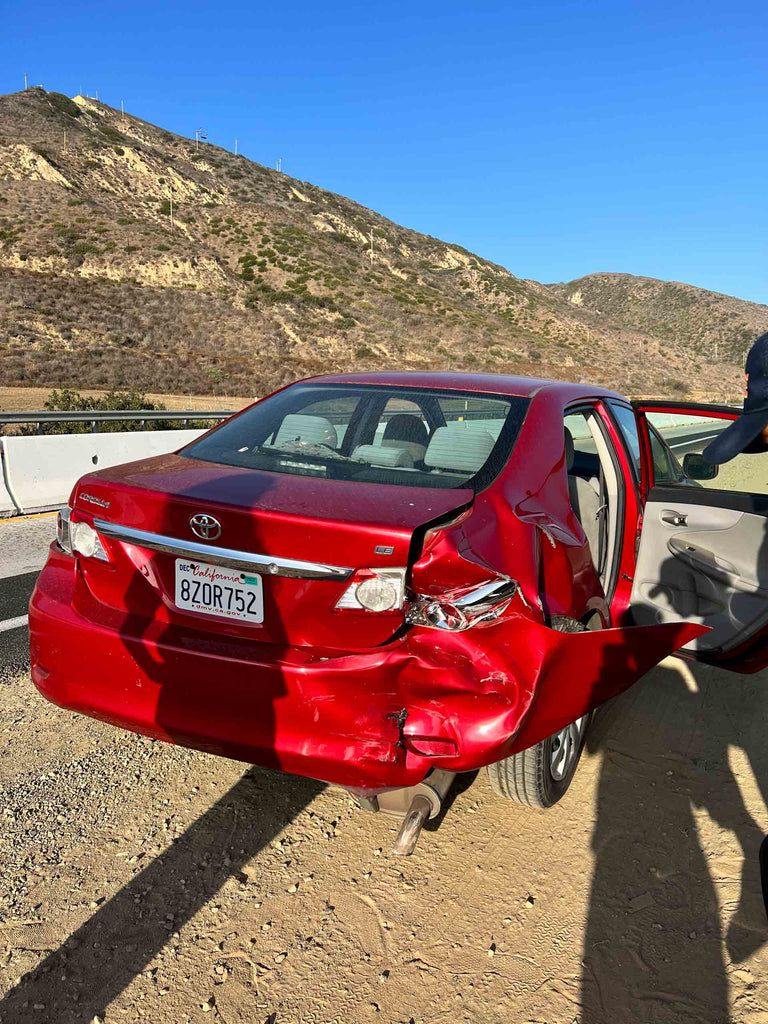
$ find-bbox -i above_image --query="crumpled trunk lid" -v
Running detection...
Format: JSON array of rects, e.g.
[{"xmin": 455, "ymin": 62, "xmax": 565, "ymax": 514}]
[{"xmin": 71, "ymin": 452, "xmax": 472, "ymax": 648}]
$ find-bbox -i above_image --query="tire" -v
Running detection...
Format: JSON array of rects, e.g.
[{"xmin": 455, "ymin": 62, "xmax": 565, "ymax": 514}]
[{"xmin": 486, "ymin": 616, "xmax": 591, "ymax": 809}]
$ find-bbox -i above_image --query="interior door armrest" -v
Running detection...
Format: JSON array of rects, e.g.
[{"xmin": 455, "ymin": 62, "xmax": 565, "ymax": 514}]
[{"xmin": 668, "ymin": 537, "xmax": 765, "ymax": 595}]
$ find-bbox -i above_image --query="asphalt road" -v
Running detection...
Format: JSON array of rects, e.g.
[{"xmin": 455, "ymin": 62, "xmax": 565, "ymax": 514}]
[
  {"xmin": 0, "ymin": 513, "xmax": 58, "ymax": 675},
  {"xmin": 0, "ymin": 571, "xmax": 38, "ymax": 672}
]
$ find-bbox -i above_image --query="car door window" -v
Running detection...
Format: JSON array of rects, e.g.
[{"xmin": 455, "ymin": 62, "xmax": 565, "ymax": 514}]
[
  {"xmin": 646, "ymin": 412, "xmax": 768, "ymax": 495},
  {"xmin": 607, "ymin": 402, "xmax": 642, "ymax": 482},
  {"xmin": 647, "ymin": 423, "xmax": 685, "ymax": 485}
]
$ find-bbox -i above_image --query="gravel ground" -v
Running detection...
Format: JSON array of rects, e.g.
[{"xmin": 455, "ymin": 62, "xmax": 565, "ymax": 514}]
[{"xmin": 3, "ymin": 655, "xmax": 768, "ymax": 1023}]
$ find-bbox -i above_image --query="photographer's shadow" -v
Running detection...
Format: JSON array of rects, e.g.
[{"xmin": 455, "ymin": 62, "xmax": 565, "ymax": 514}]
[{"xmin": 581, "ymin": 654, "xmax": 768, "ymax": 1023}]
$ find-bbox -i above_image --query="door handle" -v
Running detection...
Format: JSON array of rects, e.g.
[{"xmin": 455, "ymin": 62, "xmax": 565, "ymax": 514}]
[{"xmin": 661, "ymin": 511, "xmax": 687, "ymax": 527}]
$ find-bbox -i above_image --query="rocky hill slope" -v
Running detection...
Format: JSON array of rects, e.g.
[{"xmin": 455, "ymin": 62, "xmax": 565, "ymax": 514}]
[{"xmin": 0, "ymin": 87, "xmax": 764, "ymax": 399}]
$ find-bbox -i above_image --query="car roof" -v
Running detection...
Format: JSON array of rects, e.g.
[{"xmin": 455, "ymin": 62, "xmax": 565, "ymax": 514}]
[{"xmin": 299, "ymin": 371, "xmax": 626, "ymax": 403}]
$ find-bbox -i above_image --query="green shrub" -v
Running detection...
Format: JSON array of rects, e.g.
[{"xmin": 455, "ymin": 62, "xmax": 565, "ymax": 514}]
[
  {"xmin": 113, "ymin": 146, "xmax": 125, "ymax": 156},
  {"xmin": 356, "ymin": 345, "xmax": 374, "ymax": 358},
  {"xmin": 41, "ymin": 389, "xmax": 172, "ymax": 433},
  {"xmin": 328, "ymin": 232, "xmax": 357, "ymax": 247},
  {"xmin": 48, "ymin": 93, "xmax": 81, "ymax": 118},
  {"xmin": 98, "ymin": 124, "xmax": 128, "ymax": 145}
]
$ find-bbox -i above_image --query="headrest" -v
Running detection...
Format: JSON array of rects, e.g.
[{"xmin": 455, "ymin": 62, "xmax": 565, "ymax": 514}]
[
  {"xmin": 273, "ymin": 414, "xmax": 338, "ymax": 448},
  {"xmin": 564, "ymin": 426, "xmax": 575, "ymax": 471},
  {"xmin": 424, "ymin": 426, "xmax": 496, "ymax": 473},
  {"xmin": 352, "ymin": 444, "xmax": 414, "ymax": 468},
  {"xmin": 383, "ymin": 414, "xmax": 429, "ymax": 447}
]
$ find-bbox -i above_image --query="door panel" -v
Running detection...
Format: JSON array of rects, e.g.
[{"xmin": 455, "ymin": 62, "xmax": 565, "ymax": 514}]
[
  {"xmin": 632, "ymin": 399, "xmax": 768, "ymax": 671},
  {"xmin": 632, "ymin": 493, "xmax": 768, "ymax": 653}
]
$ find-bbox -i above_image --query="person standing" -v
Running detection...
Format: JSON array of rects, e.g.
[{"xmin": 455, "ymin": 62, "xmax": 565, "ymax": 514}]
[{"xmin": 703, "ymin": 331, "xmax": 768, "ymax": 464}]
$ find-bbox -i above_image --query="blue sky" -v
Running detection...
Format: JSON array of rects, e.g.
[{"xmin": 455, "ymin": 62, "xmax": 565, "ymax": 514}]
[{"xmin": 2, "ymin": 0, "xmax": 767, "ymax": 303}]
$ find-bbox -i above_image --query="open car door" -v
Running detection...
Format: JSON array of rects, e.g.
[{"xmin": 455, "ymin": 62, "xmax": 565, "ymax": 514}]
[{"xmin": 631, "ymin": 400, "xmax": 768, "ymax": 673}]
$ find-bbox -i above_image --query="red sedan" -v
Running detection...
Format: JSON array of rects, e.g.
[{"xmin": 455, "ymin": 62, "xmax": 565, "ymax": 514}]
[{"xmin": 29, "ymin": 374, "xmax": 761, "ymax": 832}]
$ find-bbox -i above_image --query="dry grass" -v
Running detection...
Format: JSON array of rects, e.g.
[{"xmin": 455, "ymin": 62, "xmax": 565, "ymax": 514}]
[
  {"xmin": 0, "ymin": 386, "xmax": 250, "ymax": 413},
  {"xmin": 0, "ymin": 87, "xmax": 759, "ymax": 399}
]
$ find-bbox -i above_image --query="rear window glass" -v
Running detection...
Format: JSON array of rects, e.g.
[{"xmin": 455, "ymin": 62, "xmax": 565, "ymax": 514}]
[{"xmin": 182, "ymin": 384, "xmax": 530, "ymax": 491}]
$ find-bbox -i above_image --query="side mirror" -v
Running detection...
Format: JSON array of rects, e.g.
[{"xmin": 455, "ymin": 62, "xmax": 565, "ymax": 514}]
[{"xmin": 683, "ymin": 452, "xmax": 719, "ymax": 480}]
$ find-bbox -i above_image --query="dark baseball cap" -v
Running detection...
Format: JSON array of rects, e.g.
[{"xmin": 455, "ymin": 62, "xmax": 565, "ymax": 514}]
[{"xmin": 703, "ymin": 331, "xmax": 768, "ymax": 465}]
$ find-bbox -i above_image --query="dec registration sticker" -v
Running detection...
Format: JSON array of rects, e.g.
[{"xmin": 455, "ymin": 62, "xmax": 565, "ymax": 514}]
[{"xmin": 175, "ymin": 560, "xmax": 264, "ymax": 623}]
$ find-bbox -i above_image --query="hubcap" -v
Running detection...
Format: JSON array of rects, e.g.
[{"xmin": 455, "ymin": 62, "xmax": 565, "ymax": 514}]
[{"xmin": 549, "ymin": 715, "xmax": 587, "ymax": 781}]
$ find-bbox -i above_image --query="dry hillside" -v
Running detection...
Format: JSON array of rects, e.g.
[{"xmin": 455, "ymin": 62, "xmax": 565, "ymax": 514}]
[{"xmin": 0, "ymin": 87, "xmax": 764, "ymax": 400}]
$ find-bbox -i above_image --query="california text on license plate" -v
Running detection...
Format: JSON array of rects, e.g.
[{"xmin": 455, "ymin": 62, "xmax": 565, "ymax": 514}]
[{"xmin": 175, "ymin": 559, "xmax": 264, "ymax": 623}]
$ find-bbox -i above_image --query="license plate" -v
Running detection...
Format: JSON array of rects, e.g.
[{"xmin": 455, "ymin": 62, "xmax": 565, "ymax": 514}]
[{"xmin": 175, "ymin": 559, "xmax": 264, "ymax": 623}]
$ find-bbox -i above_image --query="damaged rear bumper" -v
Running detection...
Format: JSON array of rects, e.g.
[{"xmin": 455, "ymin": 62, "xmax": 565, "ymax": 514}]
[{"xmin": 29, "ymin": 548, "xmax": 705, "ymax": 791}]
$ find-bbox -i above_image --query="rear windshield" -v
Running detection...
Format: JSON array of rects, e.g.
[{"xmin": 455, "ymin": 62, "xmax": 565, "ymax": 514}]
[{"xmin": 182, "ymin": 384, "xmax": 529, "ymax": 491}]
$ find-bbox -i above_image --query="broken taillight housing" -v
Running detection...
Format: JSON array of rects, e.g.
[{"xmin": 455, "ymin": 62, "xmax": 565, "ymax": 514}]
[
  {"xmin": 335, "ymin": 568, "xmax": 407, "ymax": 613},
  {"xmin": 407, "ymin": 576, "xmax": 519, "ymax": 631}
]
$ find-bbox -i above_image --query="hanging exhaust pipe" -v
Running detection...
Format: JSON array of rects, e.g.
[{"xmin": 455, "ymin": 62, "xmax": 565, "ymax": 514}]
[
  {"xmin": 392, "ymin": 795, "xmax": 433, "ymax": 856},
  {"xmin": 389, "ymin": 769, "xmax": 456, "ymax": 856}
]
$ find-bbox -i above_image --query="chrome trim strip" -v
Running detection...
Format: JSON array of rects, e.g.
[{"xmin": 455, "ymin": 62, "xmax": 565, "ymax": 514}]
[{"xmin": 93, "ymin": 519, "xmax": 353, "ymax": 580}]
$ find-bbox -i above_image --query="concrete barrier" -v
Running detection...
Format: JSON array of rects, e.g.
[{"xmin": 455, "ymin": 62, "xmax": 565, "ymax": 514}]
[
  {"xmin": 0, "ymin": 429, "xmax": 204, "ymax": 515},
  {"xmin": 0, "ymin": 446, "xmax": 18, "ymax": 517}
]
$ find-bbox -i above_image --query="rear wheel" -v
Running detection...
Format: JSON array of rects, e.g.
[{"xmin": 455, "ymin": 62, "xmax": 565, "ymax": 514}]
[{"xmin": 486, "ymin": 616, "xmax": 591, "ymax": 809}]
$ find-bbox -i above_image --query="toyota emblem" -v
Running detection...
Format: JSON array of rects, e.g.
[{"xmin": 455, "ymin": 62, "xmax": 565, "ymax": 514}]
[{"xmin": 189, "ymin": 513, "xmax": 222, "ymax": 541}]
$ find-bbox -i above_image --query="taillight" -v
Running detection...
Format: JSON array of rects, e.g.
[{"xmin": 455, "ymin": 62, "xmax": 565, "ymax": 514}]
[
  {"xmin": 335, "ymin": 568, "xmax": 406, "ymax": 613},
  {"xmin": 407, "ymin": 576, "xmax": 519, "ymax": 631},
  {"xmin": 58, "ymin": 508, "xmax": 109, "ymax": 562},
  {"xmin": 71, "ymin": 521, "xmax": 110, "ymax": 561},
  {"xmin": 57, "ymin": 507, "xmax": 73, "ymax": 554}
]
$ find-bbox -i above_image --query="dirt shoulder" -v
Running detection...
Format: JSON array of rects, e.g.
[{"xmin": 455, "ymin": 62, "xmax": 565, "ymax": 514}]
[{"xmin": 2, "ymin": 657, "xmax": 768, "ymax": 1023}]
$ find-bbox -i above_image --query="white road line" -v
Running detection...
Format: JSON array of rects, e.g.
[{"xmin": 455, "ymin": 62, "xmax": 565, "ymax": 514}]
[
  {"xmin": 669, "ymin": 431, "xmax": 723, "ymax": 450},
  {"xmin": 0, "ymin": 614, "xmax": 28, "ymax": 633}
]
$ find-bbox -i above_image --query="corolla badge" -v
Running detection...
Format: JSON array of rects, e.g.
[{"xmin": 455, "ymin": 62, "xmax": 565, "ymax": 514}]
[
  {"xmin": 80, "ymin": 492, "xmax": 110, "ymax": 509},
  {"xmin": 189, "ymin": 513, "xmax": 222, "ymax": 541}
]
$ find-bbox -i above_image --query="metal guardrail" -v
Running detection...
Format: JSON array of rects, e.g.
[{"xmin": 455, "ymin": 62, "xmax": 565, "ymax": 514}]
[{"xmin": 0, "ymin": 410, "xmax": 235, "ymax": 434}]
